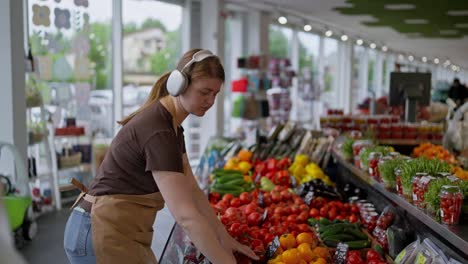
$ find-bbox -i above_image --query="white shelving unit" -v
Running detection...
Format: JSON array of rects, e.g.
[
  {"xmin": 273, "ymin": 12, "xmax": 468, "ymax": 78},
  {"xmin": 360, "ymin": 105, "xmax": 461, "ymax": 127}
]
[{"xmin": 47, "ymin": 132, "xmax": 94, "ymax": 210}]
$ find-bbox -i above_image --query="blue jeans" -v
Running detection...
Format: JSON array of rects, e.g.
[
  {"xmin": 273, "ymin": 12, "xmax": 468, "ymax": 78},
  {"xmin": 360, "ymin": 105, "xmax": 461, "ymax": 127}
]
[{"xmin": 63, "ymin": 207, "xmax": 96, "ymax": 264}]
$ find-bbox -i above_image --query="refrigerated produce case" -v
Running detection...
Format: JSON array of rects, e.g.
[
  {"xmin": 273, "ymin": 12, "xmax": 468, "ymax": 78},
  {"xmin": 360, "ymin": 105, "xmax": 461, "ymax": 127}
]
[
  {"xmin": 330, "ymin": 135, "xmax": 468, "ymax": 261},
  {"xmin": 159, "ymin": 133, "xmax": 467, "ymax": 263}
]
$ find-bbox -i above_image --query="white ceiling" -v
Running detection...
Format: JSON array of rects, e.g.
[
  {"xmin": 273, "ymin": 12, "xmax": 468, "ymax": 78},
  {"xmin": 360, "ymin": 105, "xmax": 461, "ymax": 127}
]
[{"xmin": 227, "ymin": 0, "xmax": 468, "ymax": 70}]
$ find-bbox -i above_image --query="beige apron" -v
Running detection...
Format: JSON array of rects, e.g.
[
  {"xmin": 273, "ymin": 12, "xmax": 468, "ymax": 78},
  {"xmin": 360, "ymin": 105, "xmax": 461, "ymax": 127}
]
[{"xmin": 71, "ymin": 179, "xmax": 165, "ymax": 264}]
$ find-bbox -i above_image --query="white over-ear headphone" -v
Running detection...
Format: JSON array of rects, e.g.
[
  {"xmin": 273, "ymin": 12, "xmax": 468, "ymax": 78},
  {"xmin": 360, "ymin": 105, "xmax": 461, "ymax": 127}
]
[{"xmin": 167, "ymin": 49, "xmax": 216, "ymax": 96}]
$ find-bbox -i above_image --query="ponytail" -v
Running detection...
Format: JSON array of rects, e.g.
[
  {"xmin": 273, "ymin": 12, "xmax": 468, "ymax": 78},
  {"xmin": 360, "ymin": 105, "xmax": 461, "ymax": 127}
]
[{"xmin": 118, "ymin": 72, "xmax": 171, "ymax": 126}]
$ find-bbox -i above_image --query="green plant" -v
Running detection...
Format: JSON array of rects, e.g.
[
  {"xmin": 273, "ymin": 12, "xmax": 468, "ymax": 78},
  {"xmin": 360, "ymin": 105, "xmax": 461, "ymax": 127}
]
[
  {"xmin": 400, "ymin": 158, "xmax": 451, "ymax": 196},
  {"xmin": 359, "ymin": 146, "xmax": 391, "ymax": 169},
  {"xmin": 425, "ymin": 178, "xmax": 468, "ymax": 219},
  {"xmin": 341, "ymin": 138, "xmax": 354, "ymax": 160},
  {"xmin": 379, "ymin": 157, "xmax": 405, "ymax": 188}
]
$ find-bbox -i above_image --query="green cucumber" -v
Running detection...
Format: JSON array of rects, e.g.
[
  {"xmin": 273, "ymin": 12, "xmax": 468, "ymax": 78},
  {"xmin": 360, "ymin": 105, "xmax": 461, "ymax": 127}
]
[
  {"xmin": 216, "ymin": 174, "xmax": 244, "ymax": 184},
  {"xmin": 320, "ymin": 226, "xmax": 347, "ymax": 238},
  {"xmin": 344, "ymin": 227, "xmax": 368, "ymax": 240},
  {"xmin": 345, "ymin": 240, "xmax": 371, "ymax": 249},
  {"xmin": 221, "ymin": 178, "xmax": 246, "ymax": 186},
  {"xmin": 319, "ymin": 223, "xmax": 352, "ymax": 235},
  {"xmin": 308, "ymin": 218, "xmax": 319, "ymax": 226},
  {"xmin": 323, "ymin": 239, "xmax": 339, "ymax": 248},
  {"xmin": 322, "ymin": 234, "xmax": 357, "ymax": 242},
  {"xmin": 319, "ymin": 217, "xmax": 333, "ymax": 226}
]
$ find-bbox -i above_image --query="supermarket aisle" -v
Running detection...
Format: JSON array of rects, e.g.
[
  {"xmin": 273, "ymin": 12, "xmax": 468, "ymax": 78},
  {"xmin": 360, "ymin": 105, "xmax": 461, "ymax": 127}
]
[{"xmin": 20, "ymin": 206, "xmax": 175, "ymax": 263}]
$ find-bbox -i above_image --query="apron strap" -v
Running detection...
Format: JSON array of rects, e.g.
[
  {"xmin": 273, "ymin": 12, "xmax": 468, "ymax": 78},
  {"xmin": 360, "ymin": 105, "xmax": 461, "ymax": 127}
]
[{"xmin": 69, "ymin": 178, "xmax": 90, "ymax": 209}]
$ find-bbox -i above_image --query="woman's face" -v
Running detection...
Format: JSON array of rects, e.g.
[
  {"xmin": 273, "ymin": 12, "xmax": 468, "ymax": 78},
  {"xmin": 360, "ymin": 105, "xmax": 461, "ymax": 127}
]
[{"xmin": 180, "ymin": 78, "xmax": 222, "ymax": 116}]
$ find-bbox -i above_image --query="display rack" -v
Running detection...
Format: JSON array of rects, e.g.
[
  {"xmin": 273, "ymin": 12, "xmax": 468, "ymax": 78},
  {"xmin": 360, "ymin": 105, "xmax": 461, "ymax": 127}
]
[
  {"xmin": 330, "ymin": 142, "xmax": 468, "ymax": 261},
  {"xmin": 47, "ymin": 132, "xmax": 94, "ymax": 210}
]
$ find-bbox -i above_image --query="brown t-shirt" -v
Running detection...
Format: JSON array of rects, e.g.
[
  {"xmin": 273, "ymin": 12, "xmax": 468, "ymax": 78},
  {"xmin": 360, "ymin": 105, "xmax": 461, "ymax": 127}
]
[{"xmin": 87, "ymin": 101, "xmax": 186, "ymax": 196}]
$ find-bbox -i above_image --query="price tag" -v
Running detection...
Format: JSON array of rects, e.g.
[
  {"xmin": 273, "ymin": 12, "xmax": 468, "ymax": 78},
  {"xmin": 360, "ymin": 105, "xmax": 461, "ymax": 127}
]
[
  {"xmin": 295, "ymin": 184, "xmax": 305, "ymax": 196},
  {"xmin": 255, "ymin": 173, "xmax": 262, "ymax": 183},
  {"xmin": 258, "ymin": 192, "xmax": 265, "ymax": 208},
  {"xmin": 304, "ymin": 191, "xmax": 315, "ymax": 206},
  {"xmin": 334, "ymin": 242, "xmax": 349, "ymax": 264},
  {"xmin": 290, "ymin": 176, "xmax": 297, "ymax": 188},
  {"xmin": 261, "ymin": 209, "xmax": 268, "ymax": 224},
  {"xmin": 265, "ymin": 236, "xmax": 280, "ymax": 260}
]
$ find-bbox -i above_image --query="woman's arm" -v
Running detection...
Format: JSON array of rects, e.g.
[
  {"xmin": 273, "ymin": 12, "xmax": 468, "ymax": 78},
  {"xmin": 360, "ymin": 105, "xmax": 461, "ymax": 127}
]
[
  {"xmin": 182, "ymin": 154, "xmax": 258, "ymax": 260},
  {"xmin": 152, "ymin": 170, "xmax": 236, "ymax": 264}
]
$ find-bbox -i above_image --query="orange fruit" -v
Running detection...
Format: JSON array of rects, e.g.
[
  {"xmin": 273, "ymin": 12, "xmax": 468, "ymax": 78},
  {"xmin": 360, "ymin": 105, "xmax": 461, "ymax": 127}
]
[
  {"xmin": 313, "ymin": 257, "xmax": 327, "ymax": 264},
  {"xmin": 298, "ymin": 260, "xmax": 307, "ymax": 264},
  {"xmin": 280, "ymin": 234, "xmax": 297, "ymax": 250},
  {"xmin": 297, "ymin": 243, "xmax": 314, "ymax": 262},
  {"xmin": 282, "ymin": 249, "xmax": 300, "ymax": 264},
  {"xmin": 237, "ymin": 149, "xmax": 253, "ymax": 161},
  {"xmin": 311, "ymin": 247, "xmax": 329, "ymax": 259},
  {"xmin": 296, "ymin": 232, "xmax": 315, "ymax": 245}
]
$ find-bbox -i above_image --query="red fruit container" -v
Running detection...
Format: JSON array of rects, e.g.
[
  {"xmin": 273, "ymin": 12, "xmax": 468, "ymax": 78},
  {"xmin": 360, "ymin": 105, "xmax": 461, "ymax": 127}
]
[
  {"xmin": 440, "ymin": 185, "xmax": 464, "ymax": 225},
  {"xmin": 368, "ymin": 152, "xmax": 383, "ymax": 181},
  {"xmin": 395, "ymin": 168, "xmax": 403, "ymax": 196},
  {"xmin": 365, "ymin": 211, "xmax": 379, "ymax": 232},
  {"xmin": 416, "ymin": 176, "xmax": 436, "ymax": 209},
  {"xmin": 412, "ymin": 173, "xmax": 428, "ymax": 206}
]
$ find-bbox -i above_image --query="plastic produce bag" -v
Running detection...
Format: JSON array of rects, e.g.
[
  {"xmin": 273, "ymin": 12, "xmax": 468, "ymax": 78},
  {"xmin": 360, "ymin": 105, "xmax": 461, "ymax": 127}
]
[
  {"xmin": 411, "ymin": 238, "xmax": 449, "ymax": 264},
  {"xmin": 394, "ymin": 239, "xmax": 421, "ymax": 264},
  {"xmin": 387, "ymin": 224, "xmax": 413, "ymax": 258}
]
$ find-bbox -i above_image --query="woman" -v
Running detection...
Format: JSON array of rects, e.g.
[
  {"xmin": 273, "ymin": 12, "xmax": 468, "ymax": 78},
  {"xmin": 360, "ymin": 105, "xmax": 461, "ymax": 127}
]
[{"xmin": 64, "ymin": 49, "xmax": 258, "ymax": 264}]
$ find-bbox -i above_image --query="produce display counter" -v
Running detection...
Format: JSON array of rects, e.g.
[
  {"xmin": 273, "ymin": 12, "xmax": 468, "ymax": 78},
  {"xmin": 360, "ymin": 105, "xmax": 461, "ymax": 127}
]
[{"xmin": 331, "ymin": 147, "xmax": 468, "ymax": 261}]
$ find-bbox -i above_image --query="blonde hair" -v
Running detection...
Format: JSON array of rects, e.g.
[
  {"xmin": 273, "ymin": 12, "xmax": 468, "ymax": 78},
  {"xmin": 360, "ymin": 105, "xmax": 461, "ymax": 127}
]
[{"xmin": 118, "ymin": 48, "xmax": 224, "ymax": 125}]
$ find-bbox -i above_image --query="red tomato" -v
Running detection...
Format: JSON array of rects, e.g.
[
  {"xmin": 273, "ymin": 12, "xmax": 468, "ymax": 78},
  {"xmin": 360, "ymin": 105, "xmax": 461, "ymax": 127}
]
[
  {"xmin": 271, "ymin": 192, "xmax": 282, "ymax": 203},
  {"xmin": 263, "ymin": 233, "xmax": 275, "ymax": 245},
  {"xmin": 280, "ymin": 190, "xmax": 292, "ymax": 201},
  {"xmin": 320, "ymin": 206, "xmax": 329, "ymax": 217},
  {"xmin": 348, "ymin": 214, "xmax": 358, "ymax": 223},
  {"xmin": 291, "ymin": 230, "xmax": 299, "ymax": 238},
  {"xmin": 346, "ymin": 251, "xmax": 364, "ymax": 264},
  {"xmin": 250, "ymin": 239, "xmax": 263, "ymax": 248},
  {"xmin": 239, "ymin": 224, "xmax": 249, "ymax": 236},
  {"xmin": 239, "ymin": 192, "xmax": 252, "ymax": 205},
  {"xmin": 276, "ymin": 226, "xmax": 288, "ymax": 236},
  {"xmin": 297, "ymin": 212, "xmax": 309, "ymax": 223},
  {"xmin": 247, "ymin": 212, "xmax": 262, "ymax": 226},
  {"xmin": 328, "ymin": 207, "xmax": 338, "ymax": 220},
  {"xmin": 343, "ymin": 203, "xmax": 351, "ymax": 212},
  {"xmin": 222, "ymin": 194, "xmax": 234, "ymax": 203},
  {"xmin": 291, "ymin": 205, "xmax": 300, "ymax": 215},
  {"xmin": 263, "ymin": 196, "xmax": 272, "ymax": 207},
  {"xmin": 274, "ymin": 207, "xmax": 284, "ymax": 216},
  {"xmin": 220, "ymin": 215, "xmax": 233, "ymax": 226},
  {"xmin": 214, "ymin": 203, "xmax": 227, "ymax": 214},
  {"xmin": 351, "ymin": 205, "xmax": 360, "ymax": 214},
  {"xmin": 229, "ymin": 223, "xmax": 242, "ymax": 237},
  {"xmin": 335, "ymin": 215, "xmax": 344, "ymax": 220},
  {"xmin": 366, "ymin": 249, "xmax": 382, "ymax": 261},
  {"xmin": 249, "ymin": 229, "xmax": 262, "ymax": 240},
  {"xmin": 243, "ymin": 203, "xmax": 257, "ymax": 216},
  {"xmin": 261, "ymin": 221, "xmax": 272, "ymax": 229},
  {"xmin": 299, "ymin": 204, "xmax": 309, "ymax": 212},
  {"xmin": 366, "ymin": 260, "xmax": 385, "ymax": 264},
  {"xmin": 296, "ymin": 223, "xmax": 310, "ymax": 233},
  {"xmin": 309, "ymin": 208, "xmax": 320, "ymax": 218},
  {"xmin": 283, "ymin": 207, "xmax": 292, "ymax": 215},
  {"xmin": 286, "ymin": 214, "xmax": 298, "ymax": 223},
  {"xmin": 231, "ymin": 198, "xmax": 242, "ymax": 207}
]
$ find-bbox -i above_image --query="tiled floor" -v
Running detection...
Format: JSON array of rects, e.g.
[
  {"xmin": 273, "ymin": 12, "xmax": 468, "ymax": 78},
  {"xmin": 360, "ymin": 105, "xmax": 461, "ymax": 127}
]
[{"xmin": 19, "ymin": 206, "xmax": 175, "ymax": 264}]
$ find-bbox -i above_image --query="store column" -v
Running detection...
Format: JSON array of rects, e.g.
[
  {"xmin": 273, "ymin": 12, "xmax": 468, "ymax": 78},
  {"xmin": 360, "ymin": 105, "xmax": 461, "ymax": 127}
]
[
  {"xmin": 0, "ymin": 0, "xmax": 27, "ymax": 172},
  {"xmin": 373, "ymin": 52, "xmax": 384, "ymax": 98},
  {"xmin": 198, "ymin": 0, "xmax": 226, "ymax": 154},
  {"xmin": 337, "ymin": 41, "xmax": 353, "ymax": 113},
  {"xmin": 358, "ymin": 49, "xmax": 369, "ymax": 106},
  {"xmin": 112, "ymin": 0, "xmax": 123, "ymax": 134},
  {"xmin": 384, "ymin": 54, "xmax": 395, "ymax": 93}
]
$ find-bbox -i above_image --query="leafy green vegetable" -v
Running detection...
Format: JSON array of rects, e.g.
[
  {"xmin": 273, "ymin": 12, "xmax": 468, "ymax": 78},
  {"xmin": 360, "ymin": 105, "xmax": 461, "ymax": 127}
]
[
  {"xmin": 379, "ymin": 157, "xmax": 405, "ymax": 188},
  {"xmin": 425, "ymin": 178, "xmax": 468, "ymax": 216},
  {"xmin": 400, "ymin": 158, "xmax": 451, "ymax": 196},
  {"xmin": 359, "ymin": 146, "xmax": 392, "ymax": 169},
  {"xmin": 341, "ymin": 138, "xmax": 354, "ymax": 160}
]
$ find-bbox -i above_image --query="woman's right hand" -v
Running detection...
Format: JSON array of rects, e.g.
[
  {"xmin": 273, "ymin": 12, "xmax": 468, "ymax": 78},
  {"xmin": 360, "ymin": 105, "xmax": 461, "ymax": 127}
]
[{"xmin": 220, "ymin": 231, "xmax": 259, "ymax": 261}]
